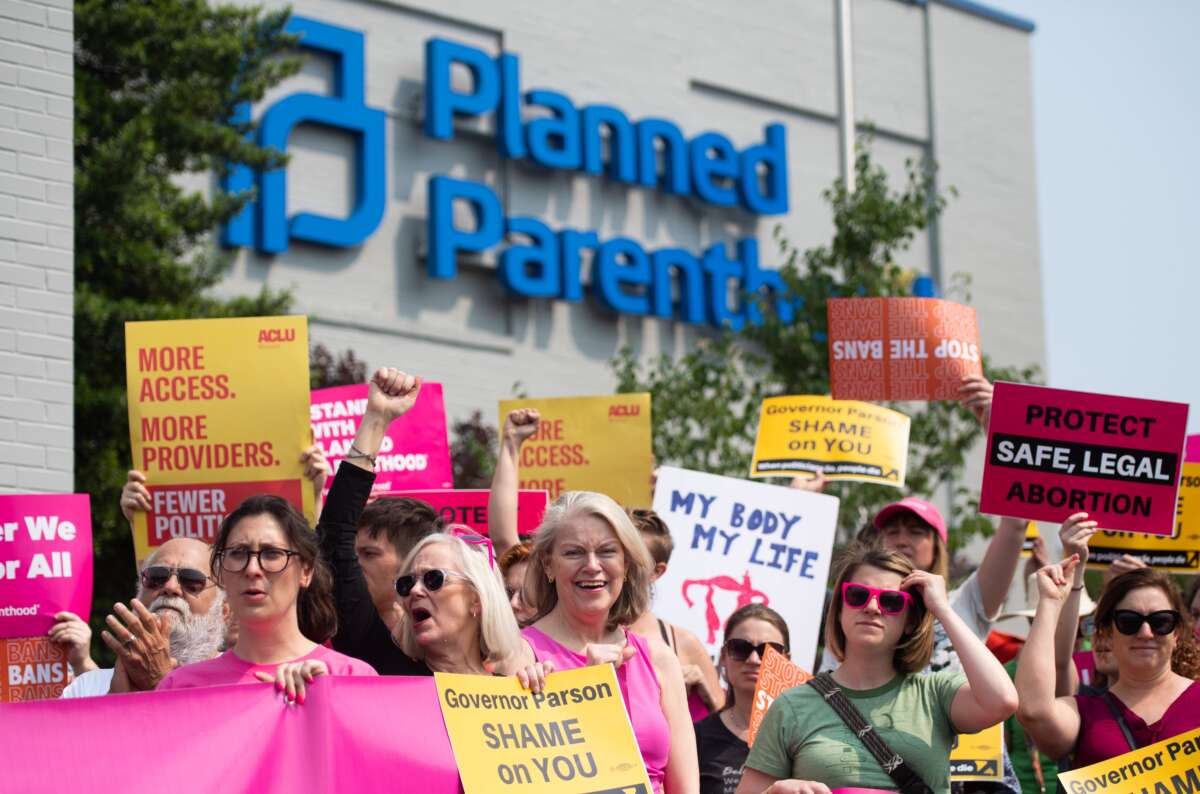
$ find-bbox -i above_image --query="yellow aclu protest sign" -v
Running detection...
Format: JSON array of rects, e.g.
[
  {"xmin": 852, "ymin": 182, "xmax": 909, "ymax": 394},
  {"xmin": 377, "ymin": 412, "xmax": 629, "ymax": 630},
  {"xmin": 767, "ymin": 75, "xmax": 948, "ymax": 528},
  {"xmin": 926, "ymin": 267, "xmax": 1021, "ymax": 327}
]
[
  {"xmin": 950, "ymin": 722, "xmax": 1003, "ymax": 782},
  {"xmin": 124, "ymin": 316, "xmax": 313, "ymax": 563},
  {"xmin": 500, "ymin": 393, "xmax": 651, "ymax": 507},
  {"xmin": 1023, "ymin": 464, "xmax": 1200, "ymax": 572},
  {"xmin": 435, "ymin": 665, "xmax": 652, "ymax": 794},
  {"xmin": 749, "ymin": 395, "xmax": 910, "ymax": 487},
  {"xmin": 1058, "ymin": 726, "xmax": 1200, "ymax": 794}
]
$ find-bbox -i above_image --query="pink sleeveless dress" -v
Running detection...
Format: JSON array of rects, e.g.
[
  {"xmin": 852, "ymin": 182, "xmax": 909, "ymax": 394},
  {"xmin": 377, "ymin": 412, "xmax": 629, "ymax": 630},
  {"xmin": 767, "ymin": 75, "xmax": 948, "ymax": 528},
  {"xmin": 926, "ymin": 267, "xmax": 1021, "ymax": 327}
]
[{"xmin": 523, "ymin": 626, "xmax": 670, "ymax": 793}]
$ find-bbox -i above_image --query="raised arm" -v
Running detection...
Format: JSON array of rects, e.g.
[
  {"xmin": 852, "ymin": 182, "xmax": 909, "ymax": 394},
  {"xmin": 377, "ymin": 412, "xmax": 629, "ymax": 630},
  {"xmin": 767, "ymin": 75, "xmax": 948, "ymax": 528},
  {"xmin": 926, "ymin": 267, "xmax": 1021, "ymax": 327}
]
[
  {"xmin": 316, "ymin": 368, "xmax": 421, "ymax": 657},
  {"xmin": 488, "ymin": 408, "xmax": 539, "ymax": 559},
  {"xmin": 904, "ymin": 569, "xmax": 1017, "ymax": 733},
  {"xmin": 1016, "ymin": 557, "xmax": 1084, "ymax": 760},
  {"xmin": 974, "ymin": 516, "xmax": 1028, "ymax": 619},
  {"xmin": 1054, "ymin": 513, "xmax": 1098, "ymax": 696}
]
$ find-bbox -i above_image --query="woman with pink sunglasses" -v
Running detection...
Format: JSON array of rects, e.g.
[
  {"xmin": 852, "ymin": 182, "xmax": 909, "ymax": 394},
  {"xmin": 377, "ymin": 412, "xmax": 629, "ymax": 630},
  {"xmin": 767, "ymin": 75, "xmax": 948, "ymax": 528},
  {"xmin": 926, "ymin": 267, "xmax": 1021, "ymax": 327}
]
[{"xmin": 736, "ymin": 545, "xmax": 1016, "ymax": 794}]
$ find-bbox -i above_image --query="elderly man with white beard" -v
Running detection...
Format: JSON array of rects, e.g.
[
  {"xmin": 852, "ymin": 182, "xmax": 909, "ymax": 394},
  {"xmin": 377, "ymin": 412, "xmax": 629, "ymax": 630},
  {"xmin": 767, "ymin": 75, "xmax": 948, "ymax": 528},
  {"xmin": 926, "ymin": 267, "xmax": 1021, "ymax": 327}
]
[{"xmin": 60, "ymin": 537, "xmax": 229, "ymax": 697}]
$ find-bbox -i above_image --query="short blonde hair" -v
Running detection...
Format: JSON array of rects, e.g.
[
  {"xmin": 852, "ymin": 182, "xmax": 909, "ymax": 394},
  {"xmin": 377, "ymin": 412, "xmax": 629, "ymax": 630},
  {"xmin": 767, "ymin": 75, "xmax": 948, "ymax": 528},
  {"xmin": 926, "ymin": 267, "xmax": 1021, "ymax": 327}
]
[
  {"xmin": 824, "ymin": 543, "xmax": 934, "ymax": 673},
  {"xmin": 394, "ymin": 534, "xmax": 523, "ymax": 665},
  {"xmin": 525, "ymin": 491, "xmax": 654, "ymax": 631}
]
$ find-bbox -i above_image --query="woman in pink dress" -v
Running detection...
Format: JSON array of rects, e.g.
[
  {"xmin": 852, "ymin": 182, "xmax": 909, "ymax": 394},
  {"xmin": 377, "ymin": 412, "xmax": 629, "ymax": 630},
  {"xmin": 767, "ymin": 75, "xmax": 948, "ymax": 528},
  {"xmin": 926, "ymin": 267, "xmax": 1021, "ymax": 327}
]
[
  {"xmin": 159, "ymin": 495, "xmax": 376, "ymax": 697},
  {"xmin": 521, "ymin": 491, "xmax": 699, "ymax": 794}
]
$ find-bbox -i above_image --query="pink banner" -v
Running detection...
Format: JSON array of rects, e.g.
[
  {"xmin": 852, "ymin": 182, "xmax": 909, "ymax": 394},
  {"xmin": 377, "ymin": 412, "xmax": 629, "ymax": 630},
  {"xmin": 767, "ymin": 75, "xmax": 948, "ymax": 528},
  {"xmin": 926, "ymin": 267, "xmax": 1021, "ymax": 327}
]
[
  {"xmin": 1188, "ymin": 434, "xmax": 1200, "ymax": 463},
  {"xmin": 311, "ymin": 382, "xmax": 453, "ymax": 493},
  {"xmin": 980, "ymin": 382, "xmax": 1189, "ymax": 536},
  {"xmin": 383, "ymin": 489, "xmax": 549, "ymax": 536},
  {"xmin": 0, "ymin": 494, "xmax": 92, "ymax": 638},
  {"xmin": 0, "ymin": 677, "xmax": 460, "ymax": 793}
]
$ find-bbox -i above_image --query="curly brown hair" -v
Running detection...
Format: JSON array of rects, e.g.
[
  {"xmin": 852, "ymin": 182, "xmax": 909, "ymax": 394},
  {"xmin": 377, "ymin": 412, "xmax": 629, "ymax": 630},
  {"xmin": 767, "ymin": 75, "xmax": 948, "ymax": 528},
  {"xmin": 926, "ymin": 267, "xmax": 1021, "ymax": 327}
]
[{"xmin": 1094, "ymin": 568, "xmax": 1200, "ymax": 679}]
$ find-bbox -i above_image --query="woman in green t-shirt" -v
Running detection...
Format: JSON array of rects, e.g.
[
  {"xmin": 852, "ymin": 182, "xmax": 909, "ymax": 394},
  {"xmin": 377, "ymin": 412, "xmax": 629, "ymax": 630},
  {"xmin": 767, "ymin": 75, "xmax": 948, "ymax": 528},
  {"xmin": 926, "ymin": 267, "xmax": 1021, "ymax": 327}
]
[{"xmin": 735, "ymin": 545, "xmax": 1019, "ymax": 794}]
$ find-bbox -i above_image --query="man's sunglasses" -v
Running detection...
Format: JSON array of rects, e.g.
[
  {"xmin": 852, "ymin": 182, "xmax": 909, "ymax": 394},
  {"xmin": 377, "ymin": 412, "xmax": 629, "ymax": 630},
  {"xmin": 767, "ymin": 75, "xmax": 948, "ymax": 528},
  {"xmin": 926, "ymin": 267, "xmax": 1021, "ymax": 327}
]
[
  {"xmin": 723, "ymin": 638, "xmax": 787, "ymax": 662},
  {"xmin": 140, "ymin": 565, "xmax": 212, "ymax": 596},
  {"xmin": 841, "ymin": 582, "xmax": 913, "ymax": 615},
  {"xmin": 1112, "ymin": 609, "xmax": 1181, "ymax": 637},
  {"xmin": 395, "ymin": 568, "xmax": 471, "ymax": 597}
]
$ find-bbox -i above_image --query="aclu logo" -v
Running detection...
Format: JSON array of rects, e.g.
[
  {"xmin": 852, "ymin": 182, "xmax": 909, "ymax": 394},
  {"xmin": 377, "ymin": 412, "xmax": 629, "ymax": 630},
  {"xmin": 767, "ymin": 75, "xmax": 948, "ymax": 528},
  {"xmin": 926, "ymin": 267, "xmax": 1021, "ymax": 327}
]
[
  {"xmin": 258, "ymin": 328, "xmax": 296, "ymax": 344},
  {"xmin": 608, "ymin": 404, "xmax": 641, "ymax": 419}
]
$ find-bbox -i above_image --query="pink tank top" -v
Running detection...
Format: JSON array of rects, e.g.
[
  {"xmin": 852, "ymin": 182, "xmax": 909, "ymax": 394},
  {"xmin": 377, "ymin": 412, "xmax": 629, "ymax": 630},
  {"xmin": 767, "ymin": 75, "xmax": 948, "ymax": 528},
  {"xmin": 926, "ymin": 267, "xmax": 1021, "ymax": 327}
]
[{"xmin": 523, "ymin": 626, "xmax": 670, "ymax": 793}]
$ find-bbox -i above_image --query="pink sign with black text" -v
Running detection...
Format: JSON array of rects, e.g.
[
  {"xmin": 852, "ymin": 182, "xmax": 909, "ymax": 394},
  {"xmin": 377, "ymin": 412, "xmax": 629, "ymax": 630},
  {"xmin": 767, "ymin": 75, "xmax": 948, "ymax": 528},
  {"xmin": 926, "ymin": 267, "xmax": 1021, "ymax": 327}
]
[
  {"xmin": 311, "ymin": 382, "xmax": 453, "ymax": 493},
  {"xmin": 0, "ymin": 494, "xmax": 92, "ymax": 639},
  {"xmin": 382, "ymin": 489, "xmax": 549, "ymax": 537},
  {"xmin": 980, "ymin": 382, "xmax": 1188, "ymax": 536}
]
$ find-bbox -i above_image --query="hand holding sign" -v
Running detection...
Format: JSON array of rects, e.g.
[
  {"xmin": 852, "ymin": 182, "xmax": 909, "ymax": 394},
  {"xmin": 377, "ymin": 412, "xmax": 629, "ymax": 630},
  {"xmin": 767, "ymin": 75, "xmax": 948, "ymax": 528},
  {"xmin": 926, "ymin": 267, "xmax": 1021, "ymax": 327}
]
[
  {"xmin": 120, "ymin": 470, "xmax": 151, "ymax": 523},
  {"xmin": 46, "ymin": 612, "xmax": 94, "ymax": 675},
  {"xmin": 958, "ymin": 375, "xmax": 994, "ymax": 428},
  {"xmin": 1058, "ymin": 513, "xmax": 1098, "ymax": 566}
]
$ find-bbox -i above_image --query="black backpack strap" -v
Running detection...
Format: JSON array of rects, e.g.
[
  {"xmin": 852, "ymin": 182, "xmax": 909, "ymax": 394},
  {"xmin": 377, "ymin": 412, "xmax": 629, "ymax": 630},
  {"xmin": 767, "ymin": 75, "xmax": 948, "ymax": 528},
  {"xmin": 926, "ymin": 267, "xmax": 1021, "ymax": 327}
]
[
  {"xmin": 809, "ymin": 672, "xmax": 934, "ymax": 794},
  {"xmin": 1100, "ymin": 692, "xmax": 1139, "ymax": 752}
]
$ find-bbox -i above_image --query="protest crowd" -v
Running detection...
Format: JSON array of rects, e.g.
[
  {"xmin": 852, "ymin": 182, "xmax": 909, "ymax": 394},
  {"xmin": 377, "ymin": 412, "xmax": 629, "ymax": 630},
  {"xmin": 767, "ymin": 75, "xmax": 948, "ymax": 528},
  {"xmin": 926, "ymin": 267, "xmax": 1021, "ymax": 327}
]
[{"xmin": 4, "ymin": 352, "xmax": 1199, "ymax": 794}]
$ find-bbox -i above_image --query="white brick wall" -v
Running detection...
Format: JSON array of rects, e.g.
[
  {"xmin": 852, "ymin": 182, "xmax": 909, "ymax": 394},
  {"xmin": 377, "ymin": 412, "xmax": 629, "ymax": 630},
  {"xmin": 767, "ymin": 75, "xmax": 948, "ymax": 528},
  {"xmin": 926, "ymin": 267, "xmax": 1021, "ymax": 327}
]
[{"xmin": 0, "ymin": 0, "xmax": 74, "ymax": 493}]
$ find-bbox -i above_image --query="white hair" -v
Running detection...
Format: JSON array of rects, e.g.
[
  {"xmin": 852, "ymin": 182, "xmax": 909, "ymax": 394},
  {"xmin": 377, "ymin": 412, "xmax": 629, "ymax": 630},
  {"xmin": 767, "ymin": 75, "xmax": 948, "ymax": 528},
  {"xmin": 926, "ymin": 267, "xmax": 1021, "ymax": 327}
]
[{"xmin": 394, "ymin": 534, "xmax": 523, "ymax": 665}]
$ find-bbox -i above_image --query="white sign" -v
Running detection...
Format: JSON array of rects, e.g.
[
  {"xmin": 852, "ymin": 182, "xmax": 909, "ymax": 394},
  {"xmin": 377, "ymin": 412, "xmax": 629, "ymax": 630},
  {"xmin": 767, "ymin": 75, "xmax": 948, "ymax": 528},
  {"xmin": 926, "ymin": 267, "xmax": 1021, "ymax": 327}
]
[{"xmin": 652, "ymin": 466, "xmax": 840, "ymax": 669}]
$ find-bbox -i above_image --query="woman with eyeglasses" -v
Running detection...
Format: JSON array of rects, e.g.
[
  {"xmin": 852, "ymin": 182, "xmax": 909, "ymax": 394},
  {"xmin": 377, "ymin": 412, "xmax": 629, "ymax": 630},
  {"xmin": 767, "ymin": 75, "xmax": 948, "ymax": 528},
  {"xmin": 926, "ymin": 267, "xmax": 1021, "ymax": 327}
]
[
  {"xmin": 522, "ymin": 491, "xmax": 699, "ymax": 794},
  {"xmin": 158, "ymin": 495, "xmax": 376, "ymax": 700},
  {"xmin": 695, "ymin": 604, "xmax": 790, "ymax": 794},
  {"xmin": 1016, "ymin": 562, "xmax": 1200, "ymax": 769},
  {"xmin": 736, "ymin": 544, "xmax": 1017, "ymax": 794}
]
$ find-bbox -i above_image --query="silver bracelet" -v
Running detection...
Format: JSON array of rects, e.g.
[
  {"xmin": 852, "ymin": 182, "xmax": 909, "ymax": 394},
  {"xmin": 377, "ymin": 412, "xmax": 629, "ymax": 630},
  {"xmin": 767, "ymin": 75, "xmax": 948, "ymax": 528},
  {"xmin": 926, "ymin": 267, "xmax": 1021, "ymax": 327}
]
[{"xmin": 345, "ymin": 443, "xmax": 377, "ymax": 466}]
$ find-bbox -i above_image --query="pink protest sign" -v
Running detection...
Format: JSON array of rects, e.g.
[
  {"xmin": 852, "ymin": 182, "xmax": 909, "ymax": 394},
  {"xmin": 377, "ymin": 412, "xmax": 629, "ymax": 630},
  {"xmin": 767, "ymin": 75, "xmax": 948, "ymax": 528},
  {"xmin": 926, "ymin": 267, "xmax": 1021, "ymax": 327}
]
[
  {"xmin": 382, "ymin": 489, "xmax": 550, "ymax": 536},
  {"xmin": 311, "ymin": 382, "xmax": 453, "ymax": 493},
  {"xmin": 0, "ymin": 677, "xmax": 461, "ymax": 794},
  {"xmin": 980, "ymin": 382, "xmax": 1189, "ymax": 536},
  {"xmin": 0, "ymin": 494, "xmax": 92, "ymax": 639},
  {"xmin": 1188, "ymin": 434, "xmax": 1200, "ymax": 463}
]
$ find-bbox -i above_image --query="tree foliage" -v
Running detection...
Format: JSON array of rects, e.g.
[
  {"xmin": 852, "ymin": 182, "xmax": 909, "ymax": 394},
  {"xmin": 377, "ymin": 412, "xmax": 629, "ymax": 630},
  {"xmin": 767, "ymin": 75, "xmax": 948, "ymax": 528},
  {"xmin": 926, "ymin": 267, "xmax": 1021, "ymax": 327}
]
[
  {"xmin": 615, "ymin": 143, "xmax": 1039, "ymax": 552},
  {"xmin": 74, "ymin": 0, "xmax": 301, "ymax": 649}
]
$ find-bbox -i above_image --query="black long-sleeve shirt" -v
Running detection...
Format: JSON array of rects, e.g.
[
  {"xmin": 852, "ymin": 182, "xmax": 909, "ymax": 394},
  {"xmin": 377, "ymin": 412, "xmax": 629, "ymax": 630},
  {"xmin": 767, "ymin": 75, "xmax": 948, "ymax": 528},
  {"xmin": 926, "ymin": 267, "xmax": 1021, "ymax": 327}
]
[{"xmin": 316, "ymin": 463, "xmax": 431, "ymax": 676}]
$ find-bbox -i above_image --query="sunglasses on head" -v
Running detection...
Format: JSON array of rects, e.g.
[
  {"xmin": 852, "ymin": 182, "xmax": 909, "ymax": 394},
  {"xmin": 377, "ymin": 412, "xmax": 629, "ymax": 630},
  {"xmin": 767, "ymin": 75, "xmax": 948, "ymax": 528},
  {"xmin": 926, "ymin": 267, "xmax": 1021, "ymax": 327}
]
[
  {"xmin": 841, "ymin": 582, "xmax": 913, "ymax": 615},
  {"xmin": 140, "ymin": 565, "xmax": 212, "ymax": 596},
  {"xmin": 447, "ymin": 525, "xmax": 495, "ymax": 569},
  {"xmin": 1112, "ymin": 609, "xmax": 1180, "ymax": 637},
  {"xmin": 723, "ymin": 638, "xmax": 787, "ymax": 662},
  {"xmin": 395, "ymin": 568, "xmax": 471, "ymax": 597}
]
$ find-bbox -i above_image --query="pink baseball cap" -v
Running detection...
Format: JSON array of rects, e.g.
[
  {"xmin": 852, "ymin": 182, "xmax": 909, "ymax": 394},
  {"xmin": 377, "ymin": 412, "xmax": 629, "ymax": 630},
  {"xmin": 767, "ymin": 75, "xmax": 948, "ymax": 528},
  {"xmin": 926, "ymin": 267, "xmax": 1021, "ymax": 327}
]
[{"xmin": 873, "ymin": 497, "xmax": 947, "ymax": 544}]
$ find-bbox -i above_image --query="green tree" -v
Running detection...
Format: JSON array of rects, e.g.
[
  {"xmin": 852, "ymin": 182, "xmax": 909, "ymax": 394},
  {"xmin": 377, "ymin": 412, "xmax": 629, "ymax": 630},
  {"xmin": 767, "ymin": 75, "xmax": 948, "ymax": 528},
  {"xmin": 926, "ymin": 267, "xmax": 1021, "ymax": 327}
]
[
  {"xmin": 614, "ymin": 143, "xmax": 1038, "ymax": 553},
  {"xmin": 74, "ymin": 0, "xmax": 301, "ymax": 653}
]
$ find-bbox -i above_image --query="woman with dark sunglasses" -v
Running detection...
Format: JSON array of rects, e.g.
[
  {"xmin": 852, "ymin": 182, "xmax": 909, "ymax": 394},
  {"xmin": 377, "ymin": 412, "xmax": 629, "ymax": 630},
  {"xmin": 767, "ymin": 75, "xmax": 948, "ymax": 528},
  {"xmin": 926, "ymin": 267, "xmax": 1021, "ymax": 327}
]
[
  {"xmin": 393, "ymin": 532, "xmax": 534, "ymax": 675},
  {"xmin": 737, "ymin": 545, "xmax": 1016, "ymax": 794},
  {"xmin": 1016, "ymin": 562, "xmax": 1200, "ymax": 769},
  {"xmin": 694, "ymin": 604, "xmax": 790, "ymax": 794},
  {"xmin": 158, "ymin": 495, "xmax": 376, "ymax": 700}
]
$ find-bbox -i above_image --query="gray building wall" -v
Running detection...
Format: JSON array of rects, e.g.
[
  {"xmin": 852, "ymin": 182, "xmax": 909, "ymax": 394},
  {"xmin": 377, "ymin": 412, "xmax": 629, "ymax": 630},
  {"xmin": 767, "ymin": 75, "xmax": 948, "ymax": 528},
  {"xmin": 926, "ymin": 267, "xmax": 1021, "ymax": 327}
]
[
  {"xmin": 0, "ymin": 0, "xmax": 74, "ymax": 493},
  {"xmin": 215, "ymin": 0, "xmax": 1044, "ymax": 427}
]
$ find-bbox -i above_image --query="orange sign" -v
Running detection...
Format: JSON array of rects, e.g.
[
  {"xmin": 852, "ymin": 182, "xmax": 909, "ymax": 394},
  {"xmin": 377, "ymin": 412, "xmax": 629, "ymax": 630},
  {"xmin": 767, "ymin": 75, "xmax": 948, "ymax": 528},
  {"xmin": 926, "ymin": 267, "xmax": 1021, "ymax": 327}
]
[
  {"xmin": 746, "ymin": 645, "xmax": 812, "ymax": 746},
  {"xmin": 0, "ymin": 636, "xmax": 71, "ymax": 702},
  {"xmin": 827, "ymin": 297, "xmax": 982, "ymax": 401}
]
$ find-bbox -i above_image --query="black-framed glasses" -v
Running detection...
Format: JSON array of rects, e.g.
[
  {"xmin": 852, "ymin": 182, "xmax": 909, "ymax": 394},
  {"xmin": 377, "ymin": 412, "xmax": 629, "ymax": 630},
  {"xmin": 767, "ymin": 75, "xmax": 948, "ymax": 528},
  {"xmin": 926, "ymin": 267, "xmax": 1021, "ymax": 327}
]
[
  {"xmin": 724, "ymin": 638, "xmax": 787, "ymax": 662},
  {"xmin": 140, "ymin": 565, "xmax": 212, "ymax": 596},
  {"xmin": 395, "ymin": 568, "xmax": 470, "ymax": 597},
  {"xmin": 218, "ymin": 546, "xmax": 299, "ymax": 574},
  {"xmin": 1112, "ymin": 609, "xmax": 1180, "ymax": 637}
]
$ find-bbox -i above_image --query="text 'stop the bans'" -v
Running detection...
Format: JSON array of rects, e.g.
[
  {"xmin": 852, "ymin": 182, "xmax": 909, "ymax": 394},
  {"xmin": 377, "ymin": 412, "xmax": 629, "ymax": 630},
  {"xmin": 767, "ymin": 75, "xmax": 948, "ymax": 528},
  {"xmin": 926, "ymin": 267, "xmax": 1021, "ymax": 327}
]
[{"xmin": 980, "ymin": 382, "xmax": 1188, "ymax": 536}]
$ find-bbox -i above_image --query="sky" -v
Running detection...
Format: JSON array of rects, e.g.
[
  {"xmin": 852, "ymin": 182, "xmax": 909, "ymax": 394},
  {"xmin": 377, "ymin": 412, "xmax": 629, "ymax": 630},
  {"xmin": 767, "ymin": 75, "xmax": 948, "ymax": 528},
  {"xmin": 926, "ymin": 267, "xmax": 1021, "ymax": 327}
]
[{"xmin": 987, "ymin": 0, "xmax": 1197, "ymax": 433}]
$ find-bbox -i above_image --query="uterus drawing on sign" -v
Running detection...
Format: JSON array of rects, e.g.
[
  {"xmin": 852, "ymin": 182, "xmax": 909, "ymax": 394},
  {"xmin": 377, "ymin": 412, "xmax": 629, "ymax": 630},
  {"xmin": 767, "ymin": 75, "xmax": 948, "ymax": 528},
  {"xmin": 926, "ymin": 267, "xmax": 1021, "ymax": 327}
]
[{"xmin": 682, "ymin": 572, "xmax": 769, "ymax": 644}]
